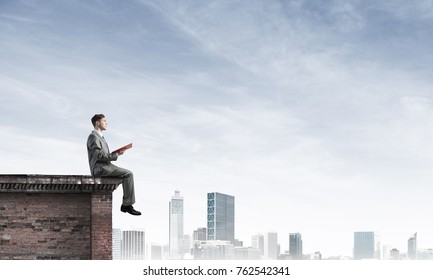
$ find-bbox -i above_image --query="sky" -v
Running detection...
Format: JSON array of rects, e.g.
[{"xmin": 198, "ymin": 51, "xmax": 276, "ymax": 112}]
[{"xmin": 2, "ymin": 0, "xmax": 433, "ymax": 258}]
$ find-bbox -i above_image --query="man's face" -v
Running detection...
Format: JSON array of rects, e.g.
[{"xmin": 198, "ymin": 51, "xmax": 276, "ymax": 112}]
[{"xmin": 96, "ymin": 118, "xmax": 108, "ymax": 131}]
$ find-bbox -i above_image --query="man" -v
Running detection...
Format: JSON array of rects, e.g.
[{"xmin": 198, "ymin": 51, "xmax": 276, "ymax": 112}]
[{"xmin": 87, "ymin": 114, "xmax": 141, "ymax": 216}]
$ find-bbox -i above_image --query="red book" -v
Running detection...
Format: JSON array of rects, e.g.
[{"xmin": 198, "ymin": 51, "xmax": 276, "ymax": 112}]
[{"xmin": 112, "ymin": 143, "xmax": 132, "ymax": 154}]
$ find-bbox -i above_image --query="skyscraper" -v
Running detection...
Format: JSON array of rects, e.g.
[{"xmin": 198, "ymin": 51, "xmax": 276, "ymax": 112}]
[
  {"xmin": 289, "ymin": 232, "xmax": 303, "ymax": 260},
  {"xmin": 353, "ymin": 231, "xmax": 375, "ymax": 260},
  {"xmin": 122, "ymin": 229, "xmax": 145, "ymax": 260},
  {"xmin": 207, "ymin": 192, "xmax": 235, "ymax": 243},
  {"xmin": 169, "ymin": 190, "xmax": 184, "ymax": 259},
  {"xmin": 408, "ymin": 232, "xmax": 417, "ymax": 260},
  {"xmin": 264, "ymin": 232, "xmax": 279, "ymax": 260}
]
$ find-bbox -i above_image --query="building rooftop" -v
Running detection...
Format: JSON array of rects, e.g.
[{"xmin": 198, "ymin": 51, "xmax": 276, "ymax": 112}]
[{"xmin": 0, "ymin": 174, "xmax": 122, "ymax": 193}]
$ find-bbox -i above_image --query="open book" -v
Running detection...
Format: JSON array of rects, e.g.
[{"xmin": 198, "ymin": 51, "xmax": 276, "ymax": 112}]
[{"xmin": 112, "ymin": 143, "xmax": 132, "ymax": 154}]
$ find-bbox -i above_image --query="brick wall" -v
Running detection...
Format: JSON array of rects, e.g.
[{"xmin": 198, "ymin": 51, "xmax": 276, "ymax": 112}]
[
  {"xmin": 0, "ymin": 175, "xmax": 120, "ymax": 260},
  {"xmin": 91, "ymin": 194, "xmax": 112, "ymax": 259},
  {"xmin": 0, "ymin": 193, "xmax": 91, "ymax": 259}
]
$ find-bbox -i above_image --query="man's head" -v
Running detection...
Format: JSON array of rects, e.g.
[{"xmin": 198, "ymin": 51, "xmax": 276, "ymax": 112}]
[{"xmin": 91, "ymin": 114, "xmax": 108, "ymax": 131}]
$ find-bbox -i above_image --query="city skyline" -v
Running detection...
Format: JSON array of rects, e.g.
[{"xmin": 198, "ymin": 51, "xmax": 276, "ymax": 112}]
[
  {"xmin": 115, "ymin": 190, "xmax": 432, "ymax": 259},
  {"xmin": 113, "ymin": 225, "xmax": 433, "ymax": 260},
  {"xmin": 2, "ymin": 1, "xmax": 433, "ymax": 258}
]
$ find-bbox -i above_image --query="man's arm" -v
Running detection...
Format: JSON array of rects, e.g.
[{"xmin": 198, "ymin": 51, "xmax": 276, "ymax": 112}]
[{"xmin": 87, "ymin": 134, "xmax": 118, "ymax": 163}]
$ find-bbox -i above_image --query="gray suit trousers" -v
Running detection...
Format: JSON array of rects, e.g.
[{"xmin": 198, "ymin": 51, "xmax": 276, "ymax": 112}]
[{"xmin": 94, "ymin": 164, "xmax": 135, "ymax": 206}]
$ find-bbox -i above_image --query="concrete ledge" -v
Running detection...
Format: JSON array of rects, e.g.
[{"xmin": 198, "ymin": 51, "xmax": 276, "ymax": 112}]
[{"xmin": 0, "ymin": 174, "xmax": 122, "ymax": 193}]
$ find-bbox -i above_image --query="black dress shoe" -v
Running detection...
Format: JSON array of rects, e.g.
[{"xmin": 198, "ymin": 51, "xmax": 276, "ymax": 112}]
[{"xmin": 121, "ymin": 205, "xmax": 141, "ymax": 216}]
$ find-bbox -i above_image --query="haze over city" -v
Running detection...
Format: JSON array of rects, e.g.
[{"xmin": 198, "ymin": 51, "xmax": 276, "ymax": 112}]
[{"xmin": 2, "ymin": 0, "xmax": 433, "ymax": 257}]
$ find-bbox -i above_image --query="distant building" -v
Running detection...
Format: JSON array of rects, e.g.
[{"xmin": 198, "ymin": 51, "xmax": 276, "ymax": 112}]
[
  {"xmin": 147, "ymin": 244, "xmax": 163, "ymax": 260},
  {"xmin": 390, "ymin": 248, "xmax": 400, "ymax": 260},
  {"xmin": 169, "ymin": 190, "xmax": 190, "ymax": 259},
  {"xmin": 289, "ymin": 233, "xmax": 303, "ymax": 260},
  {"xmin": 234, "ymin": 247, "xmax": 262, "ymax": 260},
  {"xmin": 192, "ymin": 240, "xmax": 260, "ymax": 260},
  {"xmin": 193, "ymin": 227, "xmax": 207, "ymax": 241},
  {"xmin": 161, "ymin": 244, "xmax": 170, "ymax": 260},
  {"xmin": 122, "ymin": 230, "xmax": 145, "ymax": 260},
  {"xmin": 112, "ymin": 228, "xmax": 122, "ymax": 260},
  {"xmin": 375, "ymin": 234, "xmax": 382, "ymax": 259},
  {"xmin": 193, "ymin": 240, "xmax": 235, "ymax": 260},
  {"xmin": 408, "ymin": 233, "xmax": 417, "ymax": 260},
  {"xmin": 207, "ymin": 192, "xmax": 235, "ymax": 243},
  {"xmin": 179, "ymin": 234, "xmax": 192, "ymax": 258},
  {"xmin": 278, "ymin": 252, "xmax": 291, "ymax": 260},
  {"xmin": 264, "ymin": 232, "xmax": 279, "ymax": 260},
  {"xmin": 252, "ymin": 234, "xmax": 264, "ymax": 256},
  {"xmin": 303, "ymin": 251, "xmax": 322, "ymax": 260},
  {"xmin": 382, "ymin": 244, "xmax": 393, "ymax": 260},
  {"xmin": 192, "ymin": 228, "xmax": 207, "ymax": 257},
  {"xmin": 353, "ymin": 232, "xmax": 375, "ymax": 260},
  {"xmin": 313, "ymin": 251, "xmax": 322, "ymax": 260},
  {"xmin": 417, "ymin": 249, "xmax": 433, "ymax": 260}
]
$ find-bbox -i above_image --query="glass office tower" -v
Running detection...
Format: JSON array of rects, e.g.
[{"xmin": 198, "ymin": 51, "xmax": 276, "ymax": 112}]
[
  {"xmin": 353, "ymin": 231, "xmax": 375, "ymax": 260},
  {"xmin": 289, "ymin": 232, "xmax": 303, "ymax": 260},
  {"xmin": 207, "ymin": 192, "xmax": 235, "ymax": 243}
]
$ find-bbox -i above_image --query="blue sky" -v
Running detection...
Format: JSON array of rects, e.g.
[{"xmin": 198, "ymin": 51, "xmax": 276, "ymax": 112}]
[{"xmin": 2, "ymin": 0, "xmax": 433, "ymax": 257}]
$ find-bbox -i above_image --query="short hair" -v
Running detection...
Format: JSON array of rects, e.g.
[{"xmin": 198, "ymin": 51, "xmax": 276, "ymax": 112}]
[{"xmin": 91, "ymin": 114, "xmax": 105, "ymax": 127}]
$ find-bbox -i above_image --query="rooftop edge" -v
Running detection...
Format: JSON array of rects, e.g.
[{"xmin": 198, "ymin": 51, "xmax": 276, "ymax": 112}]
[{"xmin": 0, "ymin": 174, "xmax": 122, "ymax": 193}]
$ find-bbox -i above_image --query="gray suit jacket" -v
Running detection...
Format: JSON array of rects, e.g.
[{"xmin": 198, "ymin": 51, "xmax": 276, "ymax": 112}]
[{"xmin": 87, "ymin": 131, "xmax": 118, "ymax": 176}]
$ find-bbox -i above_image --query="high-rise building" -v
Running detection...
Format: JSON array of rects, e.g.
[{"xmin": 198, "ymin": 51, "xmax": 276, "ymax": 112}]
[
  {"xmin": 112, "ymin": 228, "xmax": 122, "ymax": 260},
  {"xmin": 169, "ymin": 190, "xmax": 185, "ymax": 259},
  {"xmin": 353, "ymin": 231, "xmax": 375, "ymax": 260},
  {"xmin": 289, "ymin": 232, "xmax": 303, "ymax": 260},
  {"xmin": 207, "ymin": 192, "xmax": 235, "ymax": 243},
  {"xmin": 122, "ymin": 229, "xmax": 145, "ymax": 260},
  {"xmin": 252, "ymin": 234, "xmax": 264, "ymax": 256},
  {"xmin": 408, "ymin": 232, "xmax": 417, "ymax": 260},
  {"xmin": 193, "ymin": 227, "xmax": 207, "ymax": 241},
  {"xmin": 264, "ymin": 232, "xmax": 279, "ymax": 260}
]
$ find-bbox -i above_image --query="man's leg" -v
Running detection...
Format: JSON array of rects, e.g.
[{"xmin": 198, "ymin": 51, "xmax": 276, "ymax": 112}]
[{"xmin": 100, "ymin": 164, "xmax": 136, "ymax": 206}]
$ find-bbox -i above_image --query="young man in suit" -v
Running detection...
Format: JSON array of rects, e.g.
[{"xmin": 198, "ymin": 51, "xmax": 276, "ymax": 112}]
[{"xmin": 87, "ymin": 114, "xmax": 141, "ymax": 216}]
